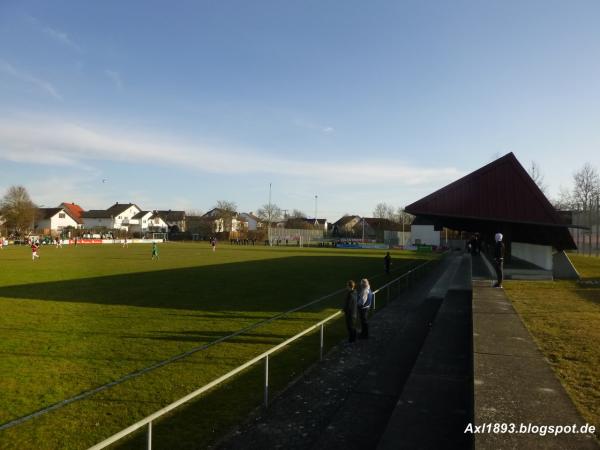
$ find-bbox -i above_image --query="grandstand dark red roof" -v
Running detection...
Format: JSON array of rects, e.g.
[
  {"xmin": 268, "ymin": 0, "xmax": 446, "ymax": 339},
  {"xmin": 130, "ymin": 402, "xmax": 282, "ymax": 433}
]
[{"xmin": 405, "ymin": 153, "xmax": 576, "ymax": 250}]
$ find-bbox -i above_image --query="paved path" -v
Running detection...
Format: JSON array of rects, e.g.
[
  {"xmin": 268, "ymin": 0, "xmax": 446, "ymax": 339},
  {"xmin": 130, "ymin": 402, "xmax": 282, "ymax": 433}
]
[
  {"xmin": 214, "ymin": 256, "xmax": 457, "ymax": 449},
  {"xmin": 473, "ymin": 280, "xmax": 598, "ymax": 449}
]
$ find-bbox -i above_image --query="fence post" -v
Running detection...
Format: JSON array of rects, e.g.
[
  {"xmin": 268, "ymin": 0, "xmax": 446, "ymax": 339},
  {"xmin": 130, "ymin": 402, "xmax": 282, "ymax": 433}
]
[
  {"xmin": 264, "ymin": 354, "xmax": 269, "ymax": 407},
  {"xmin": 320, "ymin": 324, "xmax": 324, "ymax": 360},
  {"xmin": 147, "ymin": 421, "xmax": 152, "ymax": 450}
]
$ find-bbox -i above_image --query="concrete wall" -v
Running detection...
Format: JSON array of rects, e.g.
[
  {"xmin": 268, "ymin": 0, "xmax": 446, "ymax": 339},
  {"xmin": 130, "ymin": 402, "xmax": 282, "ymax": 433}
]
[
  {"xmin": 410, "ymin": 225, "xmax": 440, "ymax": 246},
  {"xmin": 512, "ymin": 242, "xmax": 553, "ymax": 270}
]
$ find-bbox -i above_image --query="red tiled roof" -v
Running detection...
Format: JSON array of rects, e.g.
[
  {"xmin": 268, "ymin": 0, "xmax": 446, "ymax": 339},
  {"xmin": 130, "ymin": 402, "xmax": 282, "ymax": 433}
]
[{"xmin": 60, "ymin": 202, "xmax": 84, "ymax": 224}]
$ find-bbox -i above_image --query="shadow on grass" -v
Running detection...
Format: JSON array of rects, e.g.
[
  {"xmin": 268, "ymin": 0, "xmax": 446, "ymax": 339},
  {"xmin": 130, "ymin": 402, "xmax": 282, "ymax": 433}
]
[
  {"xmin": 115, "ymin": 319, "xmax": 349, "ymax": 450},
  {"xmin": 0, "ymin": 256, "xmax": 418, "ymax": 313}
]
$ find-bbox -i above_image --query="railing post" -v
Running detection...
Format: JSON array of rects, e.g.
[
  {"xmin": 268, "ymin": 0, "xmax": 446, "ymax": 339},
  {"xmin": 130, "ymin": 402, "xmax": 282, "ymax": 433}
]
[
  {"xmin": 147, "ymin": 421, "xmax": 152, "ymax": 450},
  {"xmin": 373, "ymin": 292, "xmax": 376, "ymax": 311},
  {"xmin": 319, "ymin": 324, "xmax": 324, "ymax": 360},
  {"xmin": 264, "ymin": 354, "xmax": 269, "ymax": 407}
]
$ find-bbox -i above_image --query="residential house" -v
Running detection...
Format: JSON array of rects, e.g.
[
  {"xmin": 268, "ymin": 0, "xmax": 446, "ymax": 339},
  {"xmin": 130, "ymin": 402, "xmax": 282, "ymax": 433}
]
[
  {"xmin": 147, "ymin": 212, "xmax": 169, "ymax": 232},
  {"xmin": 331, "ymin": 215, "xmax": 362, "ymax": 237},
  {"xmin": 59, "ymin": 202, "xmax": 84, "ymax": 227},
  {"xmin": 81, "ymin": 202, "xmax": 141, "ymax": 231},
  {"xmin": 238, "ymin": 212, "xmax": 262, "ymax": 231},
  {"xmin": 34, "ymin": 207, "xmax": 80, "ymax": 234},
  {"xmin": 156, "ymin": 210, "xmax": 186, "ymax": 232},
  {"xmin": 202, "ymin": 208, "xmax": 244, "ymax": 233},
  {"xmin": 129, "ymin": 211, "xmax": 154, "ymax": 233},
  {"xmin": 353, "ymin": 218, "xmax": 402, "ymax": 241}
]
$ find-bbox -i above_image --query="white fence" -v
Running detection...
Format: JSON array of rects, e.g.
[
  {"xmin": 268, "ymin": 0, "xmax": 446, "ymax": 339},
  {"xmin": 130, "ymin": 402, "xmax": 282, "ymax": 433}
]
[{"xmin": 88, "ymin": 259, "xmax": 435, "ymax": 449}]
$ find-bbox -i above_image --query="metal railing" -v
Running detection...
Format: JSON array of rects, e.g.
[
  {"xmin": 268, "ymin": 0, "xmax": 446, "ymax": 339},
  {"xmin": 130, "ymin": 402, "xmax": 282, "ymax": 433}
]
[{"xmin": 89, "ymin": 259, "xmax": 435, "ymax": 450}]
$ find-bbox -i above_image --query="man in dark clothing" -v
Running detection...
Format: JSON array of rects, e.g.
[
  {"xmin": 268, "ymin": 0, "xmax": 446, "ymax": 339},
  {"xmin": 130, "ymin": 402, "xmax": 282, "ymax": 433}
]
[
  {"xmin": 384, "ymin": 252, "xmax": 391, "ymax": 274},
  {"xmin": 493, "ymin": 233, "xmax": 505, "ymax": 288},
  {"xmin": 343, "ymin": 280, "xmax": 357, "ymax": 342}
]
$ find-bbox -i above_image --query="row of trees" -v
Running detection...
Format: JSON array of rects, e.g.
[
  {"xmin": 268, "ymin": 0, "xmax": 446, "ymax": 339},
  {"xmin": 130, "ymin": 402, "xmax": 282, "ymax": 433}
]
[
  {"xmin": 372, "ymin": 204, "xmax": 413, "ymax": 225},
  {"xmin": 528, "ymin": 161, "xmax": 600, "ymax": 212}
]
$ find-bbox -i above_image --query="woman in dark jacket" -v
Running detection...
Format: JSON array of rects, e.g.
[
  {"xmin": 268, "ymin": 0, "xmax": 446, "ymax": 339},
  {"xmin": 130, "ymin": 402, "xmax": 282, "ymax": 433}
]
[{"xmin": 344, "ymin": 280, "xmax": 358, "ymax": 342}]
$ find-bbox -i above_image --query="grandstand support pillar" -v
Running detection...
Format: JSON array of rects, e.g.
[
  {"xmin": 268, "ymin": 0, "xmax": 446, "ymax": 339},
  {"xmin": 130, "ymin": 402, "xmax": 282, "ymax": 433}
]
[
  {"xmin": 147, "ymin": 421, "xmax": 152, "ymax": 450},
  {"xmin": 264, "ymin": 354, "xmax": 269, "ymax": 407},
  {"xmin": 320, "ymin": 324, "xmax": 324, "ymax": 360}
]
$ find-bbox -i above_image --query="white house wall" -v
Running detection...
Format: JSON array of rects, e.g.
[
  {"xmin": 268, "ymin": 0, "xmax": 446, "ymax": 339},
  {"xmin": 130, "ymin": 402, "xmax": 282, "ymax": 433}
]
[
  {"xmin": 410, "ymin": 225, "xmax": 440, "ymax": 246},
  {"xmin": 113, "ymin": 206, "xmax": 141, "ymax": 229}
]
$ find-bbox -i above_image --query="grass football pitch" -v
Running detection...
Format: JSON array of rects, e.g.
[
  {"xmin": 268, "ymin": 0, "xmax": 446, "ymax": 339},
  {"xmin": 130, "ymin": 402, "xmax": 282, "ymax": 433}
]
[
  {"xmin": 504, "ymin": 254, "xmax": 600, "ymax": 438},
  {"xmin": 0, "ymin": 242, "xmax": 435, "ymax": 449}
]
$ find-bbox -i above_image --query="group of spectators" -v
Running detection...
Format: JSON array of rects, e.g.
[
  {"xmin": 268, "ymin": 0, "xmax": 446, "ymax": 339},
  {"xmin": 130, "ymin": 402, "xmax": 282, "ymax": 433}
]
[{"xmin": 343, "ymin": 278, "xmax": 373, "ymax": 343}]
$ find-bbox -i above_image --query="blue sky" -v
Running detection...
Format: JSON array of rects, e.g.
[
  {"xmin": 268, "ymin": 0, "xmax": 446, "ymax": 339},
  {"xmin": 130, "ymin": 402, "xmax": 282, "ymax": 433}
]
[{"xmin": 1, "ymin": 0, "xmax": 599, "ymax": 219}]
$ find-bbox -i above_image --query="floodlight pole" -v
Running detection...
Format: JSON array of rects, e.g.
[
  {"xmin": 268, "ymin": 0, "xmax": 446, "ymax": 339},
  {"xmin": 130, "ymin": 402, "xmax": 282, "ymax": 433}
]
[{"xmin": 362, "ymin": 217, "xmax": 365, "ymax": 243}]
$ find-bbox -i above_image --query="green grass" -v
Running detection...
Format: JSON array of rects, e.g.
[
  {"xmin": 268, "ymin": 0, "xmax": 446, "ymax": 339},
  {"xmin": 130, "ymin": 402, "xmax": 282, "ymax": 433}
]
[
  {"xmin": 568, "ymin": 253, "xmax": 600, "ymax": 279},
  {"xmin": 0, "ymin": 242, "xmax": 435, "ymax": 448},
  {"xmin": 504, "ymin": 256, "xmax": 600, "ymax": 436}
]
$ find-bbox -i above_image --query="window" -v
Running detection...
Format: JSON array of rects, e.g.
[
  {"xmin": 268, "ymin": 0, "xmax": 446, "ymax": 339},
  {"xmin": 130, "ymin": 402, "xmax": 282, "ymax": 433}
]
[{"xmin": 58, "ymin": 213, "xmax": 65, "ymax": 218}]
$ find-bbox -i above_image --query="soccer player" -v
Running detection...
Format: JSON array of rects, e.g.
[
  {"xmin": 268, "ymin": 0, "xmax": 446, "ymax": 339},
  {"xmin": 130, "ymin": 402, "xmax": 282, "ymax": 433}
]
[
  {"xmin": 31, "ymin": 241, "xmax": 40, "ymax": 261},
  {"xmin": 151, "ymin": 242, "xmax": 159, "ymax": 260},
  {"xmin": 123, "ymin": 236, "xmax": 129, "ymax": 248},
  {"xmin": 211, "ymin": 237, "xmax": 217, "ymax": 252}
]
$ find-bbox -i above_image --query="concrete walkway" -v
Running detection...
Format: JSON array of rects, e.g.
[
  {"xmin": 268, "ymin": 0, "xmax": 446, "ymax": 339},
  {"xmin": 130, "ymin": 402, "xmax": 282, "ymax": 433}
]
[
  {"xmin": 214, "ymin": 255, "xmax": 459, "ymax": 449},
  {"xmin": 377, "ymin": 254, "xmax": 474, "ymax": 449},
  {"xmin": 473, "ymin": 280, "xmax": 598, "ymax": 449}
]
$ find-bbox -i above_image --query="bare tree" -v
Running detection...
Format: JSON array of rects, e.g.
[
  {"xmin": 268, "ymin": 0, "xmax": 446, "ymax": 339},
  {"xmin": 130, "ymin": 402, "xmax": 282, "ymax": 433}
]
[
  {"xmin": 373, "ymin": 202, "xmax": 395, "ymax": 220},
  {"xmin": 214, "ymin": 200, "xmax": 237, "ymax": 215},
  {"xmin": 185, "ymin": 209, "xmax": 204, "ymax": 217},
  {"xmin": 396, "ymin": 207, "xmax": 414, "ymax": 226},
  {"xmin": 257, "ymin": 203, "xmax": 283, "ymax": 225},
  {"xmin": 528, "ymin": 161, "xmax": 548, "ymax": 195},
  {"xmin": 0, "ymin": 186, "xmax": 37, "ymax": 236},
  {"xmin": 572, "ymin": 163, "xmax": 600, "ymax": 211},
  {"xmin": 291, "ymin": 209, "xmax": 307, "ymax": 218},
  {"xmin": 553, "ymin": 186, "xmax": 575, "ymax": 210}
]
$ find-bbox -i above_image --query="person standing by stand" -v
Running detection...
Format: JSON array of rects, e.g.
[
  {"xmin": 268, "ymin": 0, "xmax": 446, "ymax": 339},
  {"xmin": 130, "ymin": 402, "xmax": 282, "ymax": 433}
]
[
  {"xmin": 493, "ymin": 233, "xmax": 505, "ymax": 288},
  {"xmin": 343, "ymin": 280, "xmax": 357, "ymax": 343}
]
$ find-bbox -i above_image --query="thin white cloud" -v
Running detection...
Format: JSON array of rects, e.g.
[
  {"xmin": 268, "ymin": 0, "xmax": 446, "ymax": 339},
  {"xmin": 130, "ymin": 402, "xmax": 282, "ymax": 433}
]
[
  {"xmin": 42, "ymin": 26, "xmax": 82, "ymax": 52},
  {"xmin": 104, "ymin": 70, "xmax": 123, "ymax": 90},
  {"xmin": 26, "ymin": 14, "xmax": 82, "ymax": 52},
  {"xmin": 294, "ymin": 119, "xmax": 335, "ymax": 134},
  {"xmin": 0, "ymin": 60, "xmax": 62, "ymax": 100},
  {"xmin": 0, "ymin": 116, "xmax": 463, "ymax": 187}
]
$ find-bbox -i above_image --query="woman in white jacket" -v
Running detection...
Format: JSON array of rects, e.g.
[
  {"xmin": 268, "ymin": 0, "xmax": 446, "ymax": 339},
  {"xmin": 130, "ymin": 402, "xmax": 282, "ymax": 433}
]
[{"xmin": 357, "ymin": 278, "xmax": 373, "ymax": 338}]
